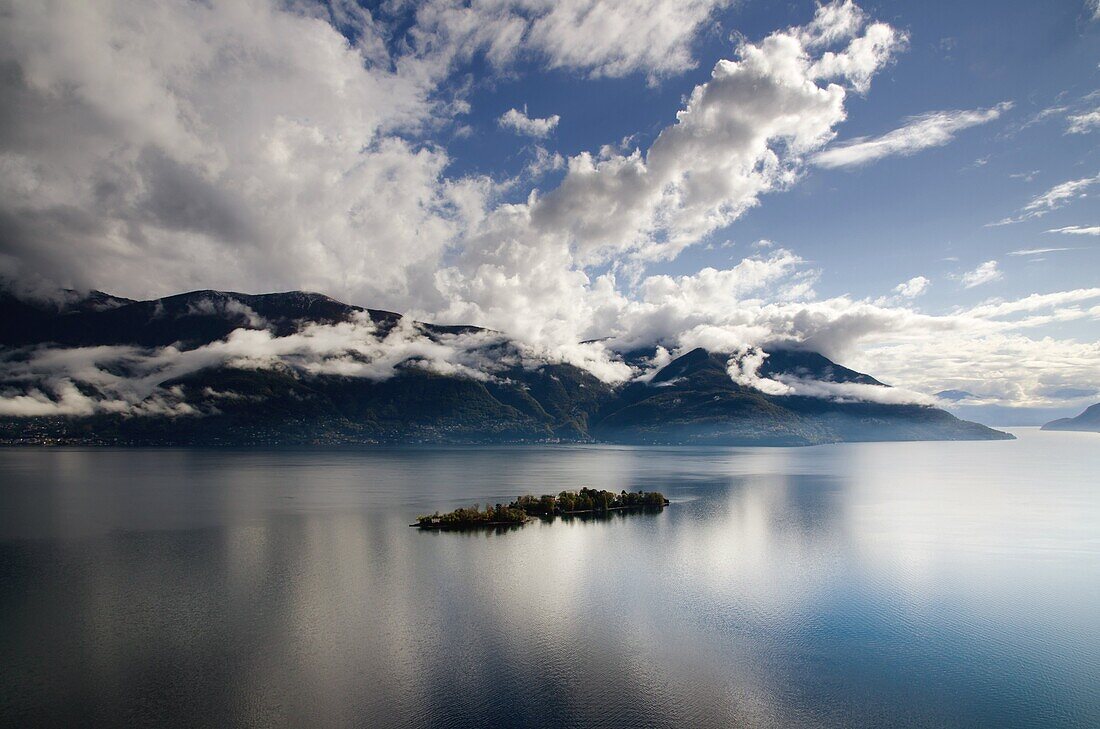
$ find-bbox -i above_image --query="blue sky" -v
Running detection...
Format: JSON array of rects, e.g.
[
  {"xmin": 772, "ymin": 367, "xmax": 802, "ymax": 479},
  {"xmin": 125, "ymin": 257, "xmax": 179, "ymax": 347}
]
[
  {"xmin": 0, "ymin": 0, "xmax": 1097, "ymax": 421},
  {"xmin": 441, "ymin": 0, "xmax": 1098, "ymax": 312}
]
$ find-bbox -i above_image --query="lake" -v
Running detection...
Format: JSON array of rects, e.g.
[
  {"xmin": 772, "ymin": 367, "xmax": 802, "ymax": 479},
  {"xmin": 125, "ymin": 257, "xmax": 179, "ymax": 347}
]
[{"xmin": 1, "ymin": 428, "xmax": 1098, "ymax": 727}]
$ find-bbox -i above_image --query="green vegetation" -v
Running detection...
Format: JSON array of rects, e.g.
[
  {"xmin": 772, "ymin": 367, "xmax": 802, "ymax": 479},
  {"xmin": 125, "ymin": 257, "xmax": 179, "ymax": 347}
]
[{"xmin": 414, "ymin": 487, "xmax": 669, "ymax": 530}]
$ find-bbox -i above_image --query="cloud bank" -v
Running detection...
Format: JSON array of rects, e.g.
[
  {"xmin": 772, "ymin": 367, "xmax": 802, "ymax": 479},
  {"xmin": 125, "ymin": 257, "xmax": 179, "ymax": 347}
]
[
  {"xmin": 0, "ymin": 1, "xmax": 1096, "ymax": 414},
  {"xmin": 6, "ymin": 268, "xmax": 1100, "ymax": 417}
]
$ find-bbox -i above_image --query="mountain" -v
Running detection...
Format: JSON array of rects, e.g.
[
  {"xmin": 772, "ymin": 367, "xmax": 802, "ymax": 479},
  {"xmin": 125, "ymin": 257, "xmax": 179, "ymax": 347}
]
[
  {"xmin": 591, "ymin": 348, "xmax": 1005, "ymax": 446},
  {"xmin": 935, "ymin": 389, "xmax": 977, "ymax": 402},
  {"xmin": 0, "ymin": 288, "xmax": 1012, "ymax": 446},
  {"xmin": 2, "ymin": 289, "xmax": 399, "ymax": 349},
  {"xmin": 1041, "ymin": 404, "xmax": 1100, "ymax": 433}
]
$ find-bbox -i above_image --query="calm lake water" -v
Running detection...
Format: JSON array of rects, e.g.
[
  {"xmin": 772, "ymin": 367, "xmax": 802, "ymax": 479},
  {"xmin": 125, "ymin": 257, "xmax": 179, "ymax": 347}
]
[{"xmin": 1, "ymin": 428, "xmax": 1098, "ymax": 728}]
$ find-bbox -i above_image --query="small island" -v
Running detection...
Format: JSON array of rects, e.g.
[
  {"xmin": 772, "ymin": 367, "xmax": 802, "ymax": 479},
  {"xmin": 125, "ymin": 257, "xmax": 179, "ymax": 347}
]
[{"xmin": 413, "ymin": 487, "xmax": 670, "ymax": 530}]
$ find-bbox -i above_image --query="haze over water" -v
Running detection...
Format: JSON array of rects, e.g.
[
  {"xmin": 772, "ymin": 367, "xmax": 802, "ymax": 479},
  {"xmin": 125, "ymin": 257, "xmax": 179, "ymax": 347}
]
[{"xmin": 1, "ymin": 429, "xmax": 1098, "ymax": 728}]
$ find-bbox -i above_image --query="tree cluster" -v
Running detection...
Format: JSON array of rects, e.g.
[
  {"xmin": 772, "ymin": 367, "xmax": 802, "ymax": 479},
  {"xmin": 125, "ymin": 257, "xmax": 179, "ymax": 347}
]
[{"xmin": 416, "ymin": 488, "xmax": 668, "ymax": 528}]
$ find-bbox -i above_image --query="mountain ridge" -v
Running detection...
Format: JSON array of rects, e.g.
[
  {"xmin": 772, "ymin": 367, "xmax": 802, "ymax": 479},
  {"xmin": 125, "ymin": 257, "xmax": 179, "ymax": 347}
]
[
  {"xmin": 0, "ymin": 287, "xmax": 1013, "ymax": 446},
  {"xmin": 1042, "ymin": 403, "xmax": 1100, "ymax": 433}
]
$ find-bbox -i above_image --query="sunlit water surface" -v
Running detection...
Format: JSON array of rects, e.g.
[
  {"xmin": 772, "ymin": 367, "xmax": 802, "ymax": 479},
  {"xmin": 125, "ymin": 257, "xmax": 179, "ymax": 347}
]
[{"xmin": 1, "ymin": 428, "xmax": 1098, "ymax": 727}]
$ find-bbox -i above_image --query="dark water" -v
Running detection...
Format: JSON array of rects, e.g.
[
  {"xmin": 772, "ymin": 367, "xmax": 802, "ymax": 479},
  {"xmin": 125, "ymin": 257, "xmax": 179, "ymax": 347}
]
[{"xmin": 1, "ymin": 429, "xmax": 1098, "ymax": 728}]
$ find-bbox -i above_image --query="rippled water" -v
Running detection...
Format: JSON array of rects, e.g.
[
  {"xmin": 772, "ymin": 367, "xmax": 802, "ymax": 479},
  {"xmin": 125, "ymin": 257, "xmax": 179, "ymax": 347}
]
[{"xmin": 1, "ymin": 429, "xmax": 1098, "ymax": 727}]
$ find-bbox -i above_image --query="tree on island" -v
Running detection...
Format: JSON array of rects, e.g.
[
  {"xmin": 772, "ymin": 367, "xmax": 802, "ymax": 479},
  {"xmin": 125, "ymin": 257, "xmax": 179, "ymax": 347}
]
[{"xmin": 415, "ymin": 487, "xmax": 669, "ymax": 529}]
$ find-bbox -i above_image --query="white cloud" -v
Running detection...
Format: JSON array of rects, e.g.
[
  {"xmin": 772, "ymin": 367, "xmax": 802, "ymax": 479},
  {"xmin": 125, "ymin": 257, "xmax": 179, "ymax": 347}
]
[
  {"xmin": 401, "ymin": 0, "xmax": 733, "ymax": 84},
  {"xmin": 1066, "ymin": 108, "xmax": 1100, "ymax": 134},
  {"xmin": 427, "ymin": 2, "xmax": 905, "ymax": 349},
  {"xmin": 4, "ymin": 1, "xmax": 1098, "ymax": 413},
  {"xmin": 798, "ymin": 0, "xmax": 870, "ymax": 49},
  {"xmin": 960, "ymin": 261, "xmax": 1002, "ymax": 288},
  {"xmin": 0, "ymin": 0, "xmax": 474, "ymax": 312},
  {"xmin": 0, "ymin": 0, "xmax": 902, "ymax": 323},
  {"xmin": 615, "ymin": 280, "xmax": 1100, "ymax": 408},
  {"xmin": 5, "ymin": 270, "xmax": 1100, "ymax": 414},
  {"xmin": 0, "ymin": 314, "xmax": 635, "ymax": 417},
  {"xmin": 1007, "ymin": 247, "xmax": 1078, "ymax": 256},
  {"xmin": 498, "ymin": 107, "xmax": 561, "ymax": 137},
  {"xmin": 813, "ymin": 103, "xmax": 1011, "ymax": 168},
  {"xmin": 523, "ymin": 146, "xmax": 566, "ymax": 178},
  {"xmin": 991, "ymin": 173, "xmax": 1100, "ymax": 225},
  {"xmin": 724, "ymin": 348, "xmax": 932, "ymax": 404},
  {"xmin": 522, "ymin": 0, "xmax": 733, "ymax": 83},
  {"xmin": 894, "ymin": 276, "xmax": 930, "ymax": 298},
  {"xmin": 1046, "ymin": 225, "xmax": 1100, "ymax": 235},
  {"xmin": 532, "ymin": 4, "xmax": 901, "ymax": 267},
  {"xmin": 1026, "ymin": 175, "xmax": 1100, "ymax": 213}
]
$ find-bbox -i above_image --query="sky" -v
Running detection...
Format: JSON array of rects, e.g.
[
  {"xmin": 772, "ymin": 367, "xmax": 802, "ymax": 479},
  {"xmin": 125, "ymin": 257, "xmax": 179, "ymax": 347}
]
[{"xmin": 0, "ymin": 0, "xmax": 1098, "ymax": 422}]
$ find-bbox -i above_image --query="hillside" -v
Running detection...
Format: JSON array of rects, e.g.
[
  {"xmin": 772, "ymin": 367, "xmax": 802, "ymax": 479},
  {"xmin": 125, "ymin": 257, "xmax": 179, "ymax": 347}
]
[
  {"xmin": 1042, "ymin": 404, "xmax": 1100, "ymax": 433},
  {"xmin": 0, "ymin": 288, "xmax": 1012, "ymax": 446}
]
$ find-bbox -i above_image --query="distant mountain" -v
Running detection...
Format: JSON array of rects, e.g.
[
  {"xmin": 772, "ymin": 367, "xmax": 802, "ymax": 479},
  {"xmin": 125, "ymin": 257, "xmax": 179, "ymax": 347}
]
[
  {"xmin": 592, "ymin": 348, "xmax": 1005, "ymax": 446},
  {"xmin": 0, "ymin": 288, "xmax": 1012, "ymax": 446},
  {"xmin": 2, "ymin": 289, "xmax": 396, "ymax": 349},
  {"xmin": 935, "ymin": 389, "xmax": 977, "ymax": 402},
  {"xmin": 1041, "ymin": 404, "xmax": 1100, "ymax": 433}
]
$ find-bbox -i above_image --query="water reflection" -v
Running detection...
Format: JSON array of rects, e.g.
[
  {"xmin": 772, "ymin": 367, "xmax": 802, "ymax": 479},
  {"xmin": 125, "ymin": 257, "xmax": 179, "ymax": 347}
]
[{"xmin": 1, "ymin": 430, "xmax": 1098, "ymax": 727}]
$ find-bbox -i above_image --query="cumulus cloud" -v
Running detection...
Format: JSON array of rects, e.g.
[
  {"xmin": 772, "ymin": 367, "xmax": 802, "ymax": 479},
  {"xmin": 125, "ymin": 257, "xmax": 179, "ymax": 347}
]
[
  {"xmin": 498, "ymin": 107, "xmax": 561, "ymax": 137},
  {"xmin": 0, "ymin": 0, "xmax": 903, "ymax": 321},
  {"xmin": 894, "ymin": 276, "xmax": 930, "ymax": 298},
  {"xmin": 1066, "ymin": 108, "xmax": 1100, "ymax": 134},
  {"xmin": 990, "ymin": 173, "xmax": 1100, "ymax": 225},
  {"xmin": 960, "ymin": 261, "xmax": 1002, "ymax": 288},
  {"xmin": 401, "ymin": 0, "xmax": 733, "ymax": 84},
  {"xmin": 499, "ymin": 0, "xmax": 904, "ymax": 268},
  {"xmin": 0, "ymin": 0, "xmax": 737, "ymax": 313},
  {"xmin": 813, "ymin": 103, "xmax": 1010, "ymax": 168},
  {"xmin": 3, "ymin": 1, "xmax": 1096, "ymax": 413},
  {"xmin": 522, "ymin": 0, "xmax": 734, "ymax": 83},
  {"xmin": 0, "ymin": 0, "xmax": 473, "ymax": 311},
  {"xmin": 432, "ymin": 1, "xmax": 906, "ymax": 347}
]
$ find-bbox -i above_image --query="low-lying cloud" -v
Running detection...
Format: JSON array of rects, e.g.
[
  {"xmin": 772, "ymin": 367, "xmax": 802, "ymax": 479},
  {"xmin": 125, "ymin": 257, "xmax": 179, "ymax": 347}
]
[
  {"xmin": 5, "ymin": 272, "xmax": 1099, "ymax": 416},
  {"xmin": 0, "ymin": 314, "xmax": 636, "ymax": 417}
]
